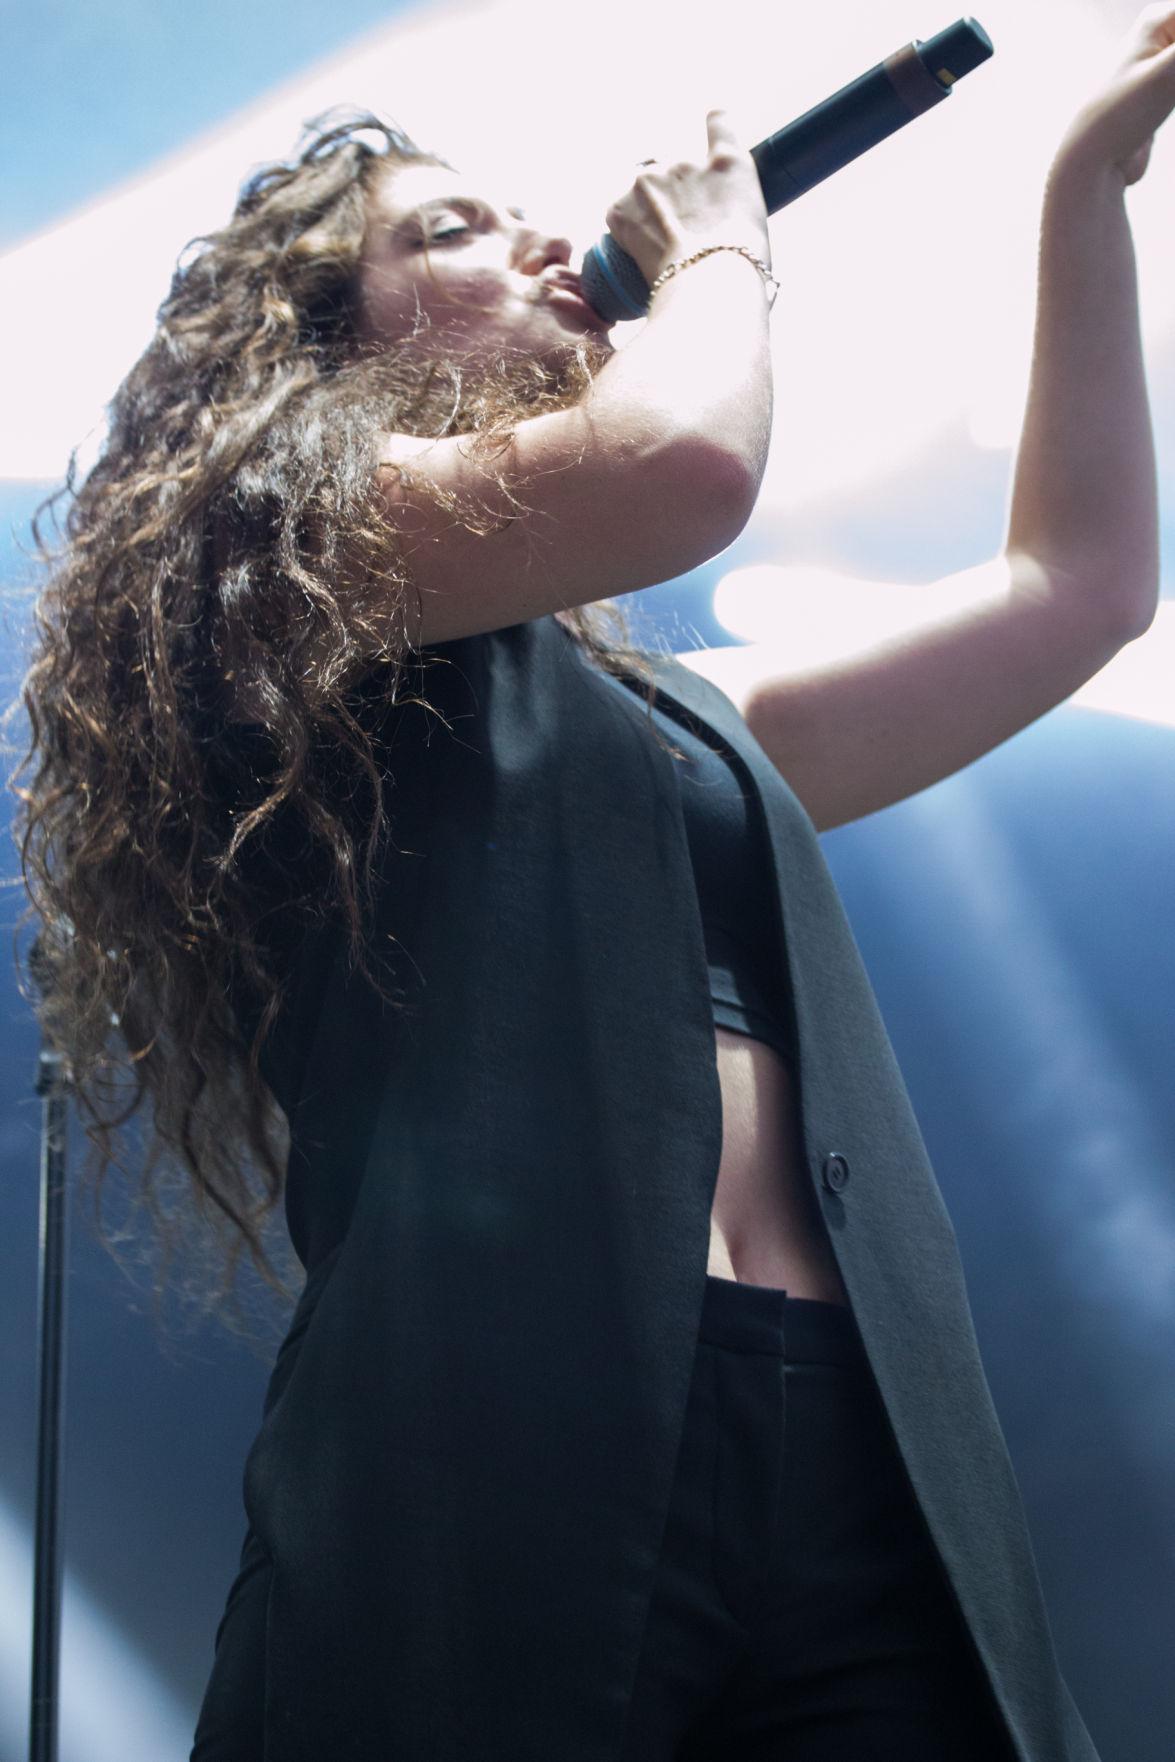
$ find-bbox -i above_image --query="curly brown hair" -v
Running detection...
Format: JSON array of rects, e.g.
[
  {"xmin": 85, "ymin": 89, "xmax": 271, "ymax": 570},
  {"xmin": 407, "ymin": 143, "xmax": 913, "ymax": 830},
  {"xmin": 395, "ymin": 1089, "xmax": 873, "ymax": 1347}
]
[{"xmin": 4, "ymin": 108, "xmax": 680, "ymax": 1343}]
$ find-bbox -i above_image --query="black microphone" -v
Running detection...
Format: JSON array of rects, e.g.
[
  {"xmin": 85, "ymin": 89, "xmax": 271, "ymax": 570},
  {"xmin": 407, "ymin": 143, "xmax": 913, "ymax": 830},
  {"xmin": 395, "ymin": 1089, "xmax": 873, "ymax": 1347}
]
[{"xmin": 580, "ymin": 17, "xmax": 993, "ymax": 323}]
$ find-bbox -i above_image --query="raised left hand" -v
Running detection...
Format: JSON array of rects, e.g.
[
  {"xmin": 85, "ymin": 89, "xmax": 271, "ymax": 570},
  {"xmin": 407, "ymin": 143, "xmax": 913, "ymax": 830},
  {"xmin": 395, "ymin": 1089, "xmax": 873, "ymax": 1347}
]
[{"xmin": 1058, "ymin": 3, "xmax": 1175, "ymax": 185}]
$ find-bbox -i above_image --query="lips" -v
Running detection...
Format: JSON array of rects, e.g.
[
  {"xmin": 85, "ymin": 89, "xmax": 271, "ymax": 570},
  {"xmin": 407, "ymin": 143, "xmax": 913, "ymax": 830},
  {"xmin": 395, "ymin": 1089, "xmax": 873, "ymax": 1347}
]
[
  {"xmin": 538, "ymin": 271, "xmax": 610, "ymax": 328},
  {"xmin": 540, "ymin": 268, "xmax": 587, "ymax": 298}
]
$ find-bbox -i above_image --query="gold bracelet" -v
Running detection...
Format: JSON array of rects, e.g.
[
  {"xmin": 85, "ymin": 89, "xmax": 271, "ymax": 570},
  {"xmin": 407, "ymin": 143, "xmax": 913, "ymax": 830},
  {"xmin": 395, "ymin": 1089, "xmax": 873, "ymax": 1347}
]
[{"xmin": 647, "ymin": 244, "xmax": 780, "ymax": 311}]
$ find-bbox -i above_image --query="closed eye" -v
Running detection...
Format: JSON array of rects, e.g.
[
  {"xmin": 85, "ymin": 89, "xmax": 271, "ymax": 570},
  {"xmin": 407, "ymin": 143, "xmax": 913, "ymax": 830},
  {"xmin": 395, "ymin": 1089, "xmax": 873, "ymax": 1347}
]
[{"xmin": 416, "ymin": 223, "xmax": 469, "ymax": 247}]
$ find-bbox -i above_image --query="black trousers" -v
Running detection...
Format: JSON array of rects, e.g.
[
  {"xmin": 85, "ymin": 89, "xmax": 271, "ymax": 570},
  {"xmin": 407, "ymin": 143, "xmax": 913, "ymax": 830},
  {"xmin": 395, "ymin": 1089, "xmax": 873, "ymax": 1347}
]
[
  {"xmin": 619, "ymin": 1272, "xmax": 1012, "ymax": 1759},
  {"xmin": 192, "ymin": 1274, "xmax": 1011, "ymax": 1760}
]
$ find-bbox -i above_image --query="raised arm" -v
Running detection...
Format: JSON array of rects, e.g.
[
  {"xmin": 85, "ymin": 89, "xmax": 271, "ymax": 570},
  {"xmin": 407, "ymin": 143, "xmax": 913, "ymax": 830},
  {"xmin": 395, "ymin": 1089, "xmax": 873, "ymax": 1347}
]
[
  {"xmin": 1003, "ymin": 4, "xmax": 1175, "ymax": 635},
  {"xmin": 373, "ymin": 239, "xmax": 772, "ymax": 651},
  {"xmin": 342, "ymin": 109, "xmax": 776, "ymax": 655},
  {"xmin": 681, "ymin": 8, "xmax": 1175, "ymax": 833}
]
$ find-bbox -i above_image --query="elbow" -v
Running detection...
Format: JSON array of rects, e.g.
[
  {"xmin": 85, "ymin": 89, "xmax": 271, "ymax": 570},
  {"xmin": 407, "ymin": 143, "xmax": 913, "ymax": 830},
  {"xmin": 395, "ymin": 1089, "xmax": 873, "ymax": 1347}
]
[
  {"xmin": 1006, "ymin": 547, "xmax": 1160, "ymax": 649},
  {"xmin": 672, "ymin": 437, "xmax": 762, "ymax": 553},
  {"xmin": 1095, "ymin": 578, "xmax": 1160, "ymax": 647},
  {"xmin": 1116, "ymin": 592, "xmax": 1159, "ymax": 645}
]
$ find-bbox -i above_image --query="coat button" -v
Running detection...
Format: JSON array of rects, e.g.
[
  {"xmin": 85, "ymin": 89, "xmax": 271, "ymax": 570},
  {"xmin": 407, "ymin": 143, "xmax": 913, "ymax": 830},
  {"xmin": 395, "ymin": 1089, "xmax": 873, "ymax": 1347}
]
[{"xmin": 821, "ymin": 1154, "xmax": 850, "ymax": 1193}]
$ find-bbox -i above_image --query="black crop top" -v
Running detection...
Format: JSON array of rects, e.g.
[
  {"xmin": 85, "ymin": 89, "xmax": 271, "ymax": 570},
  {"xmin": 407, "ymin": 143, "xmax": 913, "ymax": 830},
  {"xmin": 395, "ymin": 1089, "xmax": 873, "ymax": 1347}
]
[{"xmin": 598, "ymin": 667, "xmax": 795, "ymax": 1069}]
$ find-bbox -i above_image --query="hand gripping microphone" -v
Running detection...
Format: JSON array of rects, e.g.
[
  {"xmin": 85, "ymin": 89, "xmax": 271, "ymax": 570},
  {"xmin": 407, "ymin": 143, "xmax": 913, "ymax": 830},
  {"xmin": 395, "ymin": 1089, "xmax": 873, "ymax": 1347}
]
[{"xmin": 581, "ymin": 17, "xmax": 994, "ymax": 323}]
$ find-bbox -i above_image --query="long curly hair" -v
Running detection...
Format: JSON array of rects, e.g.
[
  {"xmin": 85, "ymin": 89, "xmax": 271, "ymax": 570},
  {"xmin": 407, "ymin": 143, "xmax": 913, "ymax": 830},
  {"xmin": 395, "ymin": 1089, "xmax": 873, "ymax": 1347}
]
[{"xmin": 5, "ymin": 109, "xmax": 680, "ymax": 1342}]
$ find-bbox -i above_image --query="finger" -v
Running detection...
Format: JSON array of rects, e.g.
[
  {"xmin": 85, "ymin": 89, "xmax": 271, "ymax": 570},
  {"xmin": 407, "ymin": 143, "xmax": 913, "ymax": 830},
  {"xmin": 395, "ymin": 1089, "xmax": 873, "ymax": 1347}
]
[
  {"xmin": 707, "ymin": 107, "xmax": 750, "ymax": 168},
  {"xmin": 706, "ymin": 107, "xmax": 743, "ymax": 148}
]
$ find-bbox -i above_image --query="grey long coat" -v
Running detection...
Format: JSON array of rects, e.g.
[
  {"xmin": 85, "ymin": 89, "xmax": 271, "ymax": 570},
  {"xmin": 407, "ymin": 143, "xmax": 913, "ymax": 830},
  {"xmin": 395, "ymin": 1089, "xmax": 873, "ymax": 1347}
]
[{"xmin": 235, "ymin": 612, "xmax": 1098, "ymax": 1761}]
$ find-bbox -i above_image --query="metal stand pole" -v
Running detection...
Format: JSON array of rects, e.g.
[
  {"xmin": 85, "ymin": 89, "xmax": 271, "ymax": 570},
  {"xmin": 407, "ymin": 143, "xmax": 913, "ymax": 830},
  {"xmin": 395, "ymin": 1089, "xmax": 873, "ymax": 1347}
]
[{"xmin": 28, "ymin": 935, "xmax": 70, "ymax": 1762}]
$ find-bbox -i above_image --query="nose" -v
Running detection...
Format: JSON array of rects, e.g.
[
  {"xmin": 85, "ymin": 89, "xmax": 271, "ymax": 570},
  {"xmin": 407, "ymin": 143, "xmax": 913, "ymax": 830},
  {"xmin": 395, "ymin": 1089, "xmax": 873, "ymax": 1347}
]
[{"xmin": 513, "ymin": 224, "xmax": 573, "ymax": 277}]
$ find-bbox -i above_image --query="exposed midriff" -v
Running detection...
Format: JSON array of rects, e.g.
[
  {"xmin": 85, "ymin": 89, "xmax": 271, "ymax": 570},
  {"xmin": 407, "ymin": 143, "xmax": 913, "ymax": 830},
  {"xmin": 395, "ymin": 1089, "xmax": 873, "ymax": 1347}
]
[{"xmin": 708, "ymin": 1025, "xmax": 849, "ymax": 1304}]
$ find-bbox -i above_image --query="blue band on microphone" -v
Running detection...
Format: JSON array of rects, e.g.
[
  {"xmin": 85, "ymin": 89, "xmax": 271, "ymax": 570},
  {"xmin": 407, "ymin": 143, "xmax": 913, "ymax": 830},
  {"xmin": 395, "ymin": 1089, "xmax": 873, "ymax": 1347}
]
[{"xmin": 583, "ymin": 242, "xmax": 649, "ymax": 321}]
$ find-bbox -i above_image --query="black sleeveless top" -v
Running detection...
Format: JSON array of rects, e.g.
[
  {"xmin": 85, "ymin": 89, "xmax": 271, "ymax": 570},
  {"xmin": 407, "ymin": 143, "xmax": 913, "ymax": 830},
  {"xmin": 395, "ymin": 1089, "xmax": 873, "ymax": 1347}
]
[{"xmin": 596, "ymin": 666, "xmax": 794, "ymax": 1069}]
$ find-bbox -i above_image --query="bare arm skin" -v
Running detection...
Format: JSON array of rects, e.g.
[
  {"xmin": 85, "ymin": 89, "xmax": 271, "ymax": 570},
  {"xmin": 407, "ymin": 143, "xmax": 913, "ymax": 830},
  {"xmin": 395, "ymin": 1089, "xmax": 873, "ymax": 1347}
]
[
  {"xmin": 335, "ymin": 107, "xmax": 775, "ymax": 652},
  {"xmin": 677, "ymin": 13, "xmax": 1172, "ymax": 832}
]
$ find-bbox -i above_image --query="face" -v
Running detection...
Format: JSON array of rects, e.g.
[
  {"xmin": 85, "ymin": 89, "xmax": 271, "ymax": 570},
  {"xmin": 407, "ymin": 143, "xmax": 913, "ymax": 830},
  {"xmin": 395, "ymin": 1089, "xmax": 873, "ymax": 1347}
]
[{"xmin": 355, "ymin": 161, "xmax": 614, "ymax": 366}]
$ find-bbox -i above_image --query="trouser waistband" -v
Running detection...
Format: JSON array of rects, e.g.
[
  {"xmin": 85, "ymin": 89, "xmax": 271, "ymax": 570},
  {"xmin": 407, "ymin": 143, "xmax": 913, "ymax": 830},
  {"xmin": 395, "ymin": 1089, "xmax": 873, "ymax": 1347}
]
[{"xmin": 699, "ymin": 1273, "xmax": 866, "ymax": 1365}]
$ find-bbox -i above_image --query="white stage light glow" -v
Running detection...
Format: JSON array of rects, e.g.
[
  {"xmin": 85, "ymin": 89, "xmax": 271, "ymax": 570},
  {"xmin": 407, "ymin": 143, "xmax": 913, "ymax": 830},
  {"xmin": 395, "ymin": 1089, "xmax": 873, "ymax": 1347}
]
[
  {"xmin": 4, "ymin": 0, "xmax": 1175, "ymax": 530},
  {"xmin": 0, "ymin": 1496, "xmax": 196, "ymax": 1762}
]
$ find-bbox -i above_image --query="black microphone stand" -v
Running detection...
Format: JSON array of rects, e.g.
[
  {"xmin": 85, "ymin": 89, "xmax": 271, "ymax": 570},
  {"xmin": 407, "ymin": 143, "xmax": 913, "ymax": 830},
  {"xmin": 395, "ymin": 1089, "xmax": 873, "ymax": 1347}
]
[{"xmin": 26, "ymin": 932, "xmax": 71, "ymax": 1762}]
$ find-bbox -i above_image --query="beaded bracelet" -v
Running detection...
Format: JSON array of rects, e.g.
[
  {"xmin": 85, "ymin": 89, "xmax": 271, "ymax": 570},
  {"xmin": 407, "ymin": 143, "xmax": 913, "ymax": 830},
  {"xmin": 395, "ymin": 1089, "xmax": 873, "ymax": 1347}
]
[{"xmin": 647, "ymin": 243, "xmax": 780, "ymax": 311}]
